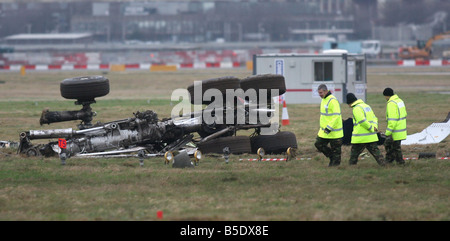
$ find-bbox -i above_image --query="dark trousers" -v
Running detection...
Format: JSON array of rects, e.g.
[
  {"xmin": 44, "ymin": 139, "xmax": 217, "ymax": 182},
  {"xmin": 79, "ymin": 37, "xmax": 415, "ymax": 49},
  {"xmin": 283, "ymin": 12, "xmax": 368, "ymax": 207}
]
[
  {"xmin": 349, "ymin": 142, "xmax": 386, "ymax": 166},
  {"xmin": 315, "ymin": 137, "xmax": 342, "ymax": 166},
  {"xmin": 384, "ymin": 136, "xmax": 405, "ymax": 164}
]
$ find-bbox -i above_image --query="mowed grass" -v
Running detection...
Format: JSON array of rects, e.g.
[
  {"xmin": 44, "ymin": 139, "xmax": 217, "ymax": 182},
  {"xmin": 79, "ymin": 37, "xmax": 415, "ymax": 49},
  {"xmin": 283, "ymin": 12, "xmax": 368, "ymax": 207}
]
[
  {"xmin": 0, "ymin": 67, "xmax": 449, "ymax": 220},
  {"xmin": 0, "ymin": 156, "xmax": 448, "ymax": 220}
]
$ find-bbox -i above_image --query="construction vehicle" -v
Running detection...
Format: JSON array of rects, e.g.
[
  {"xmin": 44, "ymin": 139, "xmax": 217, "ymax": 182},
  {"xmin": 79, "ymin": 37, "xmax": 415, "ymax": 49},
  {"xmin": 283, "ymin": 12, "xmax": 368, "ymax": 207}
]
[
  {"xmin": 322, "ymin": 40, "xmax": 381, "ymax": 57},
  {"xmin": 361, "ymin": 40, "xmax": 381, "ymax": 57},
  {"xmin": 399, "ymin": 31, "xmax": 450, "ymax": 59}
]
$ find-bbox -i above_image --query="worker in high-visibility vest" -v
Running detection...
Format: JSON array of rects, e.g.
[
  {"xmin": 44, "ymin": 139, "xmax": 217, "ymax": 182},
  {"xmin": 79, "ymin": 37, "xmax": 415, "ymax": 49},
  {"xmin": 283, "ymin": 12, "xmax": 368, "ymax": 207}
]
[
  {"xmin": 346, "ymin": 93, "xmax": 386, "ymax": 166},
  {"xmin": 314, "ymin": 84, "xmax": 343, "ymax": 166},
  {"xmin": 383, "ymin": 88, "xmax": 407, "ymax": 164}
]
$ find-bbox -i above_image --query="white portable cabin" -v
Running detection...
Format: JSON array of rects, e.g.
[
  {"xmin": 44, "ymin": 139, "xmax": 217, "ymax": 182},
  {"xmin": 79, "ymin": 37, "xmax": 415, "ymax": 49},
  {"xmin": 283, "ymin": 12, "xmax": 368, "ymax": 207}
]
[{"xmin": 253, "ymin": 50, "xmax": 367, "ymax": 104}]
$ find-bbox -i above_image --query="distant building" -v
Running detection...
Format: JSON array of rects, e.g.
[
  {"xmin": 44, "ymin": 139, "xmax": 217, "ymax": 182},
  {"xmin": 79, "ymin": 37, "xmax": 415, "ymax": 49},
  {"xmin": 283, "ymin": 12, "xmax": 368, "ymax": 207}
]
[
  {"xmin": 79, "ymin": 1, "xmax": 356, "ymax": 42},
  {"xmin": 0, "ymin": 0, "xmax": 357, "ymax": 43}
]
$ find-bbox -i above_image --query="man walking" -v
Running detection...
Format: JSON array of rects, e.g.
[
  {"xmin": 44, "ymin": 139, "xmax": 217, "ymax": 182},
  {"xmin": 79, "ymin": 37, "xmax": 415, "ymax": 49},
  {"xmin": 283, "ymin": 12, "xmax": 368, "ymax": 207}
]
[
  {"xmin": 383, "ymin": 88, "xmax": 407, "ymax": 164},
  {"xmin": 314, "ymin": 84, "xmax": 343, "ymax": 166},
  {"xmin": 346, "ymin": 93, "xmax": 386, "ymax": 166}
]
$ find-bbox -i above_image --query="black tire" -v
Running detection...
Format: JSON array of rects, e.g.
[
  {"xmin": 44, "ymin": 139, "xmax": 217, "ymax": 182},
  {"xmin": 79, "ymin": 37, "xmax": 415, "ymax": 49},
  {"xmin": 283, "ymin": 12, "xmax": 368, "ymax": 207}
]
[
  {"xmin": 60, "ymin": 76, "xmax": 109, "ymax": 101},
  {"xmin": 187, "ymin": 76, "xmax": 240, "ymax": 105},
  {"xmin": 240, "ymin": 74, "xmax": 286, "ymax": 100},
  {"xmin": 418, "ymin": 152, "xmax": 436, "ymax": 159},
  {"xmin": 250, "ymin": 131, "xmax": 297, "ymax": 154},
  {"xmin": 197, "ymin": 136, "xmax": 251, "ymax": 154}
]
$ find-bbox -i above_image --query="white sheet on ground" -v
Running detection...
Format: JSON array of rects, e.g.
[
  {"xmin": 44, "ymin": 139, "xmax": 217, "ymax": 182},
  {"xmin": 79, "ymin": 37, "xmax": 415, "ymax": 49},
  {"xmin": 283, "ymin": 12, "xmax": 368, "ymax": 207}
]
[{"xmin": 402, "ymin": 119, "xmax": 450, "ymax": 145}]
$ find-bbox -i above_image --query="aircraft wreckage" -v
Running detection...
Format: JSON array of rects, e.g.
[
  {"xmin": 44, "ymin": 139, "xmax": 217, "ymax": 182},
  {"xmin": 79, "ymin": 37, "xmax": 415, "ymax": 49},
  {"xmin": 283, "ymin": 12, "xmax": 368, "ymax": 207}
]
[{"xmin": 17, "ymin": 75, "xmax": 298, "ymax": 165}]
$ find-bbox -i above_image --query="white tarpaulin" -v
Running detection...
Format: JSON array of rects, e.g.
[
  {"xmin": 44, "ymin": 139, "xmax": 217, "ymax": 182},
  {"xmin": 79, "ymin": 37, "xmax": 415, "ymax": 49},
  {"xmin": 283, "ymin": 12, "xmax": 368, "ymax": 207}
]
[{"xmin": 402, "ymin": 113, "xmax": 450, "ymax": 145}]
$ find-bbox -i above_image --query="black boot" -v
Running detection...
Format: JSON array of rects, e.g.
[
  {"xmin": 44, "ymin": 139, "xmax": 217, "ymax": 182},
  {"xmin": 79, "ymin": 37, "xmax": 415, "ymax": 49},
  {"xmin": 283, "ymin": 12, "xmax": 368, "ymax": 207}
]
[{"xmin": 328, "ymin": 157, "xmax": 340, "ymax": 167}]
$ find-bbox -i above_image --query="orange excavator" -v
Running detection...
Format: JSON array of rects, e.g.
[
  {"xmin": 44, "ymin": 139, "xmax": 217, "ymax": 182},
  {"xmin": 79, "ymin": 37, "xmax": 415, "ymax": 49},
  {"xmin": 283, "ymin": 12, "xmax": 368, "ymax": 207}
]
[{"xmin": 399, "ymin": 31, "xmax": 450, "ymax": 59}]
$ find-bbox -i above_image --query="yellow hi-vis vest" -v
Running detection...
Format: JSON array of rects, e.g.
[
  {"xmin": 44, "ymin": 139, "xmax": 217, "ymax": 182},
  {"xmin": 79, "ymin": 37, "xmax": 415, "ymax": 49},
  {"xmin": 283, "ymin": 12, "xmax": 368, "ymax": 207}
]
[
  {"xmin": 318, "ymin": 93, "xmax": 343, "ymax": 139},
  {"xmin": 351, "ymin": 99, "xmax": 379, "ymax": 144},
  {"xmin": 386, "ymin": 94, "xmax": 407, "ymax": 141}
]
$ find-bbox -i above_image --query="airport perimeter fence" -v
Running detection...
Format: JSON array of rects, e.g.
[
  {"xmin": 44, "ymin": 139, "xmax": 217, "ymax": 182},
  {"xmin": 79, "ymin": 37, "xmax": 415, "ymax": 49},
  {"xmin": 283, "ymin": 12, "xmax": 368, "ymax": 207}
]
[{"xmin": 1, "ymin": 49, "xmax": 449, "ymax": 72}]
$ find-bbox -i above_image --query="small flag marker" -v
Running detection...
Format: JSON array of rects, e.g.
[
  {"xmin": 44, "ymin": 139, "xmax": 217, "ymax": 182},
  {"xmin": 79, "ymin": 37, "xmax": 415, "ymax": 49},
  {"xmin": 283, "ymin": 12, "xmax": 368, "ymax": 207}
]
[{"xmin": 157, "ymin": 210, "xmax": 163, "ymax": 219}]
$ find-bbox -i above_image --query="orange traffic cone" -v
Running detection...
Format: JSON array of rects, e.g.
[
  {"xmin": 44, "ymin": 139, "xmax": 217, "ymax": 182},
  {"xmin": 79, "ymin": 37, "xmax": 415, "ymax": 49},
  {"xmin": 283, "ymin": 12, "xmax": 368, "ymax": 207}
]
[{"xmin": 282, "ymin": 100, "xmax": 290, "ymax": 126}]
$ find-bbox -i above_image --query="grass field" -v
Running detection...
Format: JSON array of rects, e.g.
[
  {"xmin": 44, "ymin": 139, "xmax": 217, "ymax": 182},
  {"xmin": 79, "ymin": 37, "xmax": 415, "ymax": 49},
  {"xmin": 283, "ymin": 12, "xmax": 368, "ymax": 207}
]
[{"xmin": 0, "ymin": 67, "xmax": 449, "ymax": 220}]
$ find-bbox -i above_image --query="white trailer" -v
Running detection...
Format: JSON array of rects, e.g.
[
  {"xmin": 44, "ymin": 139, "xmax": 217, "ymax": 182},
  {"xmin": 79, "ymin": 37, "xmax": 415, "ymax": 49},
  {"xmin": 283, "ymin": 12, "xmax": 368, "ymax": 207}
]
[{"xmin": 253, "ymin": 51, "xmax": 367, "ymax": 104}]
